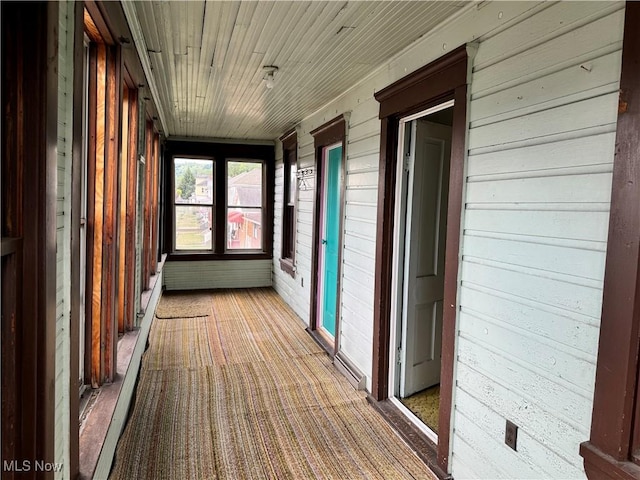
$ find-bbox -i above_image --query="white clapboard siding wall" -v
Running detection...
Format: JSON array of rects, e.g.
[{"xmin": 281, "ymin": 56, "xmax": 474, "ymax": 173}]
[
  {"xmin": 273, "ymin": 130, "xmax": 318, "ymax": 322},
  {"xmin": 274, "ymin": 2, "xmax": 623, "ymax": 478},
  {"xmin": 273, "ymin": 1, "xmax": 623, "ymax": 477},
  {"xmin": 163, "ymin": 260, "xmax": 272, "ymax": 290},
  {"xmin": 453, "ymin": 2, "xmax": 624, "ymax": 479},
  {"xmin": 272, "ymin": 141, "xmax": 310, "ymax": 323},
  {"xmin": 274, "ymin": 1, "xmax": 551, "ymax": 392},
  {"xmin": 55, "ymin": 1, "xmax": 75, "ymax": 478},
  {"xmin": 273, "ymin": 100, "xmax": 382, "ymax": 387}
]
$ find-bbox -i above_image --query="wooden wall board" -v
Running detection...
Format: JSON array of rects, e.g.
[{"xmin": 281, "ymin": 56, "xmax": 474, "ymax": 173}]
[
  {"xmin": 125, "ymin": 88, "xmax": 139, "ymax": 331},
  {"xmin": 118, "ymin": 87, "xmax": 130, "ymax": 334},
  {"xmin": 90, "ymin": 42, "xmax": 106, "ymax": 387}
]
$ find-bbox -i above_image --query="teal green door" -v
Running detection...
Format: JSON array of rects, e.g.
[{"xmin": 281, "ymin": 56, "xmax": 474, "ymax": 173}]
[{"xmin": 321, "ymin": 145, "xmax": 342, "ymax": 337}]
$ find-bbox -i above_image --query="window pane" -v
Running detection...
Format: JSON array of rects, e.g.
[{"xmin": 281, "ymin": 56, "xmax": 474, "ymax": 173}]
[
  {"xmin": 175, "ymin": 205, "xmax": 212, "ymax": 250},
  {"xmin": 174, "ymin": 158, "xmax": 213, "ymax": 205},
  {"xmin": 227, "ymin": 207, "xmax": 262, "ymax": 250},
  {"xmin": 288, "ymin": 162, "xmax": 297, "ymax": 206},
  {"xmin": 227, "ymin": 161, "xmax": 262, "ymax": 207}
]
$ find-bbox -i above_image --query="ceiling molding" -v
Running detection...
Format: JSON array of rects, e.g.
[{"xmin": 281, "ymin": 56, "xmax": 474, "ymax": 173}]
[{"xmin": 121, "ymin": 1, "xmax": 169, "ymax": 134}]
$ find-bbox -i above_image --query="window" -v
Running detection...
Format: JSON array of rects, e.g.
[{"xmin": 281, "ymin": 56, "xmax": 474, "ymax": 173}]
[
  {"xmin": 165, "ymin": 141, "xmax": 274, "ymax": 258},
  {"xmin": 227, "ymin": 160, "xmax": 264, "ymax": 250},
  {"xmin": 174, "ymin": 157, "xmax": 214, "ymax": 251},
  {"xmin": 280, "ymin": 130, "xmax": 297, "ymax": 276}
]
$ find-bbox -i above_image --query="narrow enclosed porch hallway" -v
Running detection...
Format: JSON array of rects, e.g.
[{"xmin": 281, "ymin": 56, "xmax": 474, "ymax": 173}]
[{"xmin": 109, "ymin": 289, "xmax": 436, "ymax": 479}]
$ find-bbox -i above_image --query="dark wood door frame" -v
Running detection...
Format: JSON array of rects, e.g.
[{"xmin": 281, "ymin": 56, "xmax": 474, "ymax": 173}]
[
  {"xmin": 580, "ymin": 3, "xmax": 640, "ymax": 479},
  {"xmin": 371, "ymin": 45, "xmax": 472, "ymax": 474},
  {"xmin": 309, "ymin": 115, "xmax": 347, "ymax": 356}
]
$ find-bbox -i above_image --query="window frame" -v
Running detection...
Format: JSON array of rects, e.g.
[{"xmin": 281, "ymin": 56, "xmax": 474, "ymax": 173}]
[
  {"xmin": 164, "ymin": 140, "xmax": 274, "ymax": 261},
  {"xmin": 279, "ymin": 129, "xmax": 298, "ymax": 277},
  {"xmin": 225, "ymin": 158, "xmax": 266, "ymax": 253},
  {"xmin": 172, "ymin": 155, "xmax": 216, "ymax": 253}
]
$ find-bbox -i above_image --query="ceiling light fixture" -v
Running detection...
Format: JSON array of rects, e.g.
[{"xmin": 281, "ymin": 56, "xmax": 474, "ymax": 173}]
[{"xmin": 263, "ymin": 65, "xmax": 278, "ymax": 89}]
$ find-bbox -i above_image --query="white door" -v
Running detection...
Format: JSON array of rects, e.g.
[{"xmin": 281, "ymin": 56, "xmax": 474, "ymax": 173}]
[{"xmin": 400, "ymin": 119, "xmax": 451, "ymax": 398}]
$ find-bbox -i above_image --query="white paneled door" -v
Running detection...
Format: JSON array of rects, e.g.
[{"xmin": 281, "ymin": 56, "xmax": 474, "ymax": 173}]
[{"xmin": 400, "ymin": 119, "xmax": 451, "ymax": 398}]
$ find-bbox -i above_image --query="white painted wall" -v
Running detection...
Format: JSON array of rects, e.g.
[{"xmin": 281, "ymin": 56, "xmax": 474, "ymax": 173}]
[
  {"xmin": 55, "ymin": 1, "xmax": 75, "ymax": 478},
  {"xmin": 272, "ymin": 139, "xmax": 312, "ymax": 323},
  {"xmin": 272, "ymin": 1, "xmax": 624, "ymax": 478},
  {"xmin": 273, "ymin": 98, "xmax": 383, "ymax": 391},
  {"xmin": 276, "ymin": 0, "xmax": 547, "ymax": 397},
  {"xmin": 164, "ymin": 260, "xmax": 272, "ymax": 290},
  {"xmin": 454, "ymin": 3, "xmax": 623, "ymax": 479}
]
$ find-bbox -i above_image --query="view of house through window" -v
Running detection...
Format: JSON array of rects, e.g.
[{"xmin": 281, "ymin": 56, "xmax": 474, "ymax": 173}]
[
  {"xmin": 227, "ymin": 161, "xmax": 263, "ymax": 250},
  {"xmin": 174, "ymin": 157, "xmax": 214, "ymax": 250}
]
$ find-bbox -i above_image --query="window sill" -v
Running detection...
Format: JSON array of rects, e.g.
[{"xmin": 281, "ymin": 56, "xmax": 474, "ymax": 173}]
[
  {"xmin": 167, "ymin": 252, "xmax": 273, "ymax": 261},
  {"xmin": 279, "ymin": 258, "xmax": 296, "ymax": 277}
]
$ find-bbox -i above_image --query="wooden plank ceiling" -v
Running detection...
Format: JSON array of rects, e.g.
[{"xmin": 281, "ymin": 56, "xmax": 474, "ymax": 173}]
[{"xmin": 128, "ymin": 1, "xmax": 467, "ymax": 140}]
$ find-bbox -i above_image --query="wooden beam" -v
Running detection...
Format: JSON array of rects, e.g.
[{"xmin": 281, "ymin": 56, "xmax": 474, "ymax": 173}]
[
  {"xmin": 85, "ymin": 42, "xmax": 97, "ymax": 385},
  {"xmin": 1, "ymin": 247, "xmax": 20, "ymax": 480},
  {"xmin": 118, "ymin": 87, "xmax": 130, "ymax": 334},
  {"xmin": 91, "ymin": 43, "xmax": 106, "ymax": 387},
  {"xmin": 125, "ymin": 88, "xmax": 139, "ymax": 330},
  {"xmin": 1, "ymin": 2, "xmax": 58, "ymax": 476},
  {"xmin": 101, "ymin": 44, "xmax": 121, "ymax": 381},
  {"xmin": 1, "ymin": 8, "xmax": 25, "ymax": 472},
  {"xmin": 84, "ymin": 2, "xmax": 113, "ymax": 44}
]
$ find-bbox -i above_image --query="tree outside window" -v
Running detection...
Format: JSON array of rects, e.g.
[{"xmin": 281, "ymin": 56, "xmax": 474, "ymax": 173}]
[{"xmin": 174, "ymin": 158, "xmax": 214, "ymax": 251}]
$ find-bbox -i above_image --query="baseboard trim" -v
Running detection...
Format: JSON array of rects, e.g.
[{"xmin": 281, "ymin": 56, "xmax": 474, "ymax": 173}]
[{"xmin": 334, "ymin": 351, "xmax": 366, "ymax": 390}]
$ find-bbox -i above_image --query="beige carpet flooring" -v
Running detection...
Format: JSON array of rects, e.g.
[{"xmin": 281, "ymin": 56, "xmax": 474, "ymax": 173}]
[
  {"xmin": 110, "ymin": 288, "xmax": 436, "ymax": 480},
  {"xmin": 400, "ymin": 386, "xmax": 440, "ymax": 433}
]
